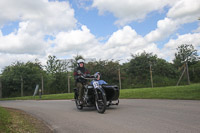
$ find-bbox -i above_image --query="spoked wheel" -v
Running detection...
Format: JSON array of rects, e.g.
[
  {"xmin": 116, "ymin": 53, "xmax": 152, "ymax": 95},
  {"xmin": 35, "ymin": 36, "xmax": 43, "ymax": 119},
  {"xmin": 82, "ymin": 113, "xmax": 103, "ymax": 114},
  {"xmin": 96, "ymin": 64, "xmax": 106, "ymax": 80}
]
[
  {"xmin": 74, "ymin": 94, "xmax": 83, "ymax": 110},
  {"xmin": 95, "ymin": 90, "xmax": 107, "ymax": 113}
]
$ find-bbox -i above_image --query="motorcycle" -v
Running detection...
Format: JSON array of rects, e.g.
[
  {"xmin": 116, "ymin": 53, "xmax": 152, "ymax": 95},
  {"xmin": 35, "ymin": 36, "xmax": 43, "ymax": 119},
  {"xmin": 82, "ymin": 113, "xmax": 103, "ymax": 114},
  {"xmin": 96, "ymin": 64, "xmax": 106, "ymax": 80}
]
[{"xmin": 74, "ymin": 73, "xmax": 119, "ymax": 114}]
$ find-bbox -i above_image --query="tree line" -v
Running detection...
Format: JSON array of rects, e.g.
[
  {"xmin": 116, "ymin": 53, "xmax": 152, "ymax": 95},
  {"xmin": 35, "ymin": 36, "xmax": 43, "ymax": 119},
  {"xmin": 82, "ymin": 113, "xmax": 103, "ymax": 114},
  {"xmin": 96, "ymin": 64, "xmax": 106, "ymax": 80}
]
[{"xmin": 0, "ymin": 44, "xmax": 199, "ymax": 98}]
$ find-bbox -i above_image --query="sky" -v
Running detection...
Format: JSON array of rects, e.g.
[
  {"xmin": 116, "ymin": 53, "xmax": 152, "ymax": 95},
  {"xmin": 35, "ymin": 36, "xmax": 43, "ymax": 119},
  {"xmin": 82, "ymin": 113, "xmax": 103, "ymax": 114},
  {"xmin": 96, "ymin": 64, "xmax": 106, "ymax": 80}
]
[{"xmin": 0, "ymin": 0, "xmax": 200, "ymax": 73}]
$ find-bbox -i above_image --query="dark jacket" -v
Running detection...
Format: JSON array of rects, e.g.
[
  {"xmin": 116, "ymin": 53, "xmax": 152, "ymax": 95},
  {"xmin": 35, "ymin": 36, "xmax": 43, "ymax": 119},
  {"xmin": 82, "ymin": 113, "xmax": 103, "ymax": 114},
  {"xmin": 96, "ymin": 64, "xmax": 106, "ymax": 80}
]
[{"xmin": 74, "ymin": 67, "xmax": 90, "ymax": 82}]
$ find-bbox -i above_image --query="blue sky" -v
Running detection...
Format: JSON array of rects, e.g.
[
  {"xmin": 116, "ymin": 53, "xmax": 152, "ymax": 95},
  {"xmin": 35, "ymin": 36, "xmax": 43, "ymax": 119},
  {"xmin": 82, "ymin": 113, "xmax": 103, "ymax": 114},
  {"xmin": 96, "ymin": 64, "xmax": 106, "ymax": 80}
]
[{"xmin": 0, "ymin": 0, "xmax": 200, "ymax": 72}]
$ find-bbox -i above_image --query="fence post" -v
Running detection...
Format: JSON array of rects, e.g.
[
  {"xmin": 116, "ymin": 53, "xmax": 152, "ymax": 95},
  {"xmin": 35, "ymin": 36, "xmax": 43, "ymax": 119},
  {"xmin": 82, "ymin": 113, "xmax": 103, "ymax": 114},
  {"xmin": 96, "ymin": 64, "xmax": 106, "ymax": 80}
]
[
  {"xmin": 41, "ymin": 74, "xmax": 44, "ymax": 94},
  {"xmin": 186, "ymin": 61, "xmax": 190, "ymax": 85},
  {"xmin": 21, "ymin": 76, "xmax": 24, "ymax": 97},
  {"xmin": 68, "ymin": 74, "xmax": 71, "ymax": 93},
  {"xmin": 149, "ymin": 62, "xmax": 153, "ymax": 88},
  {"xmin": 176, "ymin": 63, "xmax": 186, "ymax": 86},
  {"xmin": 118, "ymin": 68, "xmax": 122, "ymax": 90}
]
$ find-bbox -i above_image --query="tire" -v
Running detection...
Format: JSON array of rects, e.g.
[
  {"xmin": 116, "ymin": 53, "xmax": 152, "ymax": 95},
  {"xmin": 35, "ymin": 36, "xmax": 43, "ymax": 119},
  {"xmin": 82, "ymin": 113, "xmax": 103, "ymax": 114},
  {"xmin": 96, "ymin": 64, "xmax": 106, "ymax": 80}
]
[
  {"xmin": 95, "ymin": 89, "xmax": 107, "ymax": 113},
  {"xmin": 74, "ymin": 93, "xmax": 83, "ymax": 110}
]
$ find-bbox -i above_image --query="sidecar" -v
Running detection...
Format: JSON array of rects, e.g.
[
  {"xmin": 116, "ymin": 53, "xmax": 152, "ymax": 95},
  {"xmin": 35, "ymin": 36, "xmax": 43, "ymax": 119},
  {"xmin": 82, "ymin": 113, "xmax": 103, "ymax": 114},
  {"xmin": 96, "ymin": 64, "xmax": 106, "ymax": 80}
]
[{"xmin": 102, "ymin": 85, "xmax": 120, "ymax": 106}]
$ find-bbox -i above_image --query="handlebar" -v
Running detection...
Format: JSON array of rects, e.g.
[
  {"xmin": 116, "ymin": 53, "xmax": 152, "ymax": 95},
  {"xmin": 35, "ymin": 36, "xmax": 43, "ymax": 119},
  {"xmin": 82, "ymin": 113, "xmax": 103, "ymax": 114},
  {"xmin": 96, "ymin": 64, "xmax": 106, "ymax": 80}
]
[{"xmin": 78, "ymin": 74, "xmax": 96, "ymax": 80}]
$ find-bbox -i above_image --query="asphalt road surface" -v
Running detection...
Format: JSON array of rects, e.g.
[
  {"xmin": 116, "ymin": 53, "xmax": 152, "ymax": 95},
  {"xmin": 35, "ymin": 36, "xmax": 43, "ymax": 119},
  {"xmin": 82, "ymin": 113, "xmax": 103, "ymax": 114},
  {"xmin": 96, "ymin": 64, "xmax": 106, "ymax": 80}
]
[{"xmin": 0, "ymin": 99, "xmax": 200, "ymax": 133}]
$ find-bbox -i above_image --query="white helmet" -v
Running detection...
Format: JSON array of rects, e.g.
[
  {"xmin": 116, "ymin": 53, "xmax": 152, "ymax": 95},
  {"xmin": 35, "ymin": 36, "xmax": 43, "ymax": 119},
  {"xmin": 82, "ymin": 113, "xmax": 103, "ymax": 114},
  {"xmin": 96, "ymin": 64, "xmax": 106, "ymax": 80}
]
[{"xmin": 77, "ymin": 59, "xmax": 85, "ymax": 64}]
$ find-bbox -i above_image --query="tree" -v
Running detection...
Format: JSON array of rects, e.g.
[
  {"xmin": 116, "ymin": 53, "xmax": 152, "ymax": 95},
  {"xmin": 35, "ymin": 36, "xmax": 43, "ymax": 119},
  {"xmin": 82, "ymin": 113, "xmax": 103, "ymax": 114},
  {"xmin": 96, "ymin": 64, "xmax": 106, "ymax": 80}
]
[
  {"xmin": 85, "ymin": 60, "xmax": 119, "ymax": 85},
  {"xmin": 125, "ymin": 51, "xmax": 177, "ymax": 88},
  {"xmin": 173, "ymin": 44, "xmax": 199, "ymax": 68},
  {"xmin": 45, "ymin": 55, "xmax": 69, "ymax": 94},
  {"xmin": 154, "ymin": 58, "xmax": 177, "ymax": 78},
  {"xmin": 189, "ymin": 61, "xmax": 200, "ymax": 82},
  {"xmin": 0, "ymin": 74, "xmax": 2, "ymax": 98},
  {"xmin": 1, "ymin": 61, "xmax": 44, "ymax": 97},
  {"xmin": 45, "ymin": 55, "xmax": 64, "ymax": 74},
  {"xmin": 173, "ymin": 44, "xmax": 199, "ymax": 85},
  {"xmin": 128, "ymin": 52, "xmax": 157, "ymax": 84}
]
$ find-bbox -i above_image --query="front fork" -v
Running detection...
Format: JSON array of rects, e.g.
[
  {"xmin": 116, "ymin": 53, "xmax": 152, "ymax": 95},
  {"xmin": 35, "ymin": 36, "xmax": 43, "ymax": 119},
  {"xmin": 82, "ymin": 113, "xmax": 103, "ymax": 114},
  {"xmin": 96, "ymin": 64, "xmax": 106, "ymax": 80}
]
[{"xmin": 94, "ymin": 86, "xmax": 106, "ymax": 101}]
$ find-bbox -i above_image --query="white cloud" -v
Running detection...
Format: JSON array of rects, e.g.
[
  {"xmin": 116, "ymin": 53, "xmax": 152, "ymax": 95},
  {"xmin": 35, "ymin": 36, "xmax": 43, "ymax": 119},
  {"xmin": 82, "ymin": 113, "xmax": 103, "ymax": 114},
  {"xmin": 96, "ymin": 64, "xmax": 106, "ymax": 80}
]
[
  {"xmin": 49, "ymin": 25, "xmax": 99, "ymax": 56},
  {"xmin": 162, "ymin": 33, "xmax": 200, "ymax": 61},
  {"xmin": 0, "ymin": 0, "xmax": 76, "ymax": 33},
  {"xmin": 0, "ymin": 0, "xmax": 77, "ymax": 71},
  {"xmin": 0, "ymin": 21, "xmax": 48, "ymax": 55},
  {"xmin": 48, "ymin": 25, "xmax": 162, "ymax": 61},
  {"xmin": 0, "ymin": 0, "xmax": 77, "ymax": 55},
  {"xmin": 0, "ymin": 53, "xmax": 45, "ymax": 73},
  {"xmin": 145, "ymin": 18, "xmax": 178, "ymax": 42},
  {"xmin": 92, "ymin": 0, "xmax": 177, "ymax": 25},
  {"xmin": 164, "ymin": 33, "xmax": 200, "ymax": 49},
  {"xmin": 145, "ymin": 0, "xmax": 200, "ymax": 43},
  {"xmin": 92, "ymin": 0, "xmax": 200, "ymax": 45},
  {"xmin": 167, "ymin": 0, "xmax": 200, "ymax": 23},
  {"xmin": 105, "ymin": 26, "xmax": 138, "ymax": 48},
  {"xmin": 89, "ymin": 26, "xmax": 161, "ymax": 60}
]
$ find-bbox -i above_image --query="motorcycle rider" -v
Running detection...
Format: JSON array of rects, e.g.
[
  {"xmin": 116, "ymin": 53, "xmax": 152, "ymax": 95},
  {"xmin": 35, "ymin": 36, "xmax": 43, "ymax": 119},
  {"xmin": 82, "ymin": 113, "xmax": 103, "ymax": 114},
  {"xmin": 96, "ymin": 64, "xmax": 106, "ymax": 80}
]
[{"xmin": 74, "ymin": 59, "xmax": 90, "ymax": 104}]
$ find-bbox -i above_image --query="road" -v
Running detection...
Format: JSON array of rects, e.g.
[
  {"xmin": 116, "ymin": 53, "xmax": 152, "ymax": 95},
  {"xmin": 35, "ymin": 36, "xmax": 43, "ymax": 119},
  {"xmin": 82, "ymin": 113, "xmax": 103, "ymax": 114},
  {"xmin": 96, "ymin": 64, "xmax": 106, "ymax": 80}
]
[{"xmin": 0, "ymin": 99, "xmax": 200, "ymax": 133}]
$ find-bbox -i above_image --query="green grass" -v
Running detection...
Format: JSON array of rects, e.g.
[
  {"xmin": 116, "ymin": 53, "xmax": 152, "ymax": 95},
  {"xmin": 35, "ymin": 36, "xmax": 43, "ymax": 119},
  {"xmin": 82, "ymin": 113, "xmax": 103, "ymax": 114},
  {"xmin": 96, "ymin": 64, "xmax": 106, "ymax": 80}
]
[
  {"xmin": 1, "ymin": 83, "xmax": 200, "ymax": 100},
  {"xmin": 0, "ymin": 93, "xmax": 74, "ymax": 101},
  {"xmin": 0, "ymin": 106, "xmax": 11, "ymax": 132},
  {"xmin": 120, "ymin": 83, "xmax": 200, "ymax": 100},
  {"xmin": 0, "ymin": 107, "xmax": 46, "ymax": 132}
]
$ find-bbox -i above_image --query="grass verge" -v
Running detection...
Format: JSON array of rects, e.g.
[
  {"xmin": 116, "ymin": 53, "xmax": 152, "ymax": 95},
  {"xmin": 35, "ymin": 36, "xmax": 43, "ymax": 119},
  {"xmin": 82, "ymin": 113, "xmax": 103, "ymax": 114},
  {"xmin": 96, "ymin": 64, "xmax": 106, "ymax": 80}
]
[
  {"xmin": 0, "ymin": 106, "xmax": 11, "ymax": 132},
  {"xmin": 120, "ymin": 83, "xmax": 200, "ymax": 100},
  {"xmin": 1, "ymin": 93, "xmax": 74, "ymax": 101},
  {"xmin": 0, "ymin": 83, "xmax": 200, "ymax": 100},
  {"xmin": 0, "ymin": 107, "xmax": 52, "ymax": 133}
]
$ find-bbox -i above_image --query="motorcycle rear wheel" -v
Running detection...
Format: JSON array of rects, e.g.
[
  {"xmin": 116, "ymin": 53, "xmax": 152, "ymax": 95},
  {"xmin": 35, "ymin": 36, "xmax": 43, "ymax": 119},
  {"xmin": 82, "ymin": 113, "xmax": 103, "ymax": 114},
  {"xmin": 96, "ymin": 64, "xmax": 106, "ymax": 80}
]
[{"xmin": 95, "ymin": 90, "xmax": 107, "ymax": 113}]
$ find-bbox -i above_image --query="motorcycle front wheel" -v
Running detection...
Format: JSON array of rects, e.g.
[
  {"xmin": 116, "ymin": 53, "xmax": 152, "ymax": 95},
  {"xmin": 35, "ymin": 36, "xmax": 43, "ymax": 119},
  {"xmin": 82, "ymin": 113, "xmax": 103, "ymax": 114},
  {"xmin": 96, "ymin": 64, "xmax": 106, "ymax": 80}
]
[{"xmin": 95, "ymin": 89, "xmax": 107, "ymax": 113}]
